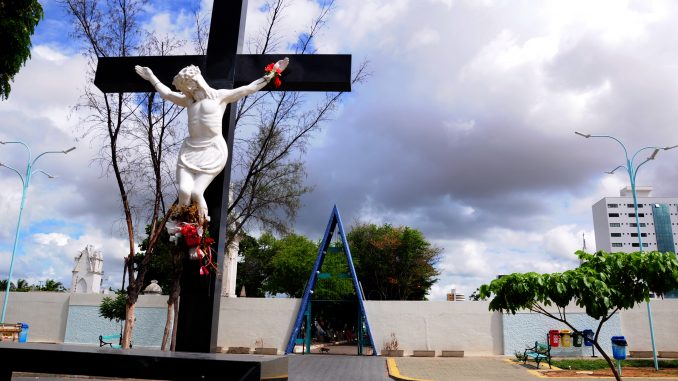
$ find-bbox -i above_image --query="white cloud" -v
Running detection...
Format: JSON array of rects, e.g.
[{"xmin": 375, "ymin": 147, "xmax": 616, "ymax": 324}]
[
  {"xmin": 33, "ymin": 233, "xmax": 70, "ymax": 246},
  {"xmin": 6, "ymin": 0, "xmax": 678, "ymax": 298}
]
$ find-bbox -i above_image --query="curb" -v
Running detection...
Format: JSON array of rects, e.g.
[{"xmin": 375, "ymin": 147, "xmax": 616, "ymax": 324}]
[{"xmin": 386, "ymin": 358, "xmax": 433, "ymax": 381}]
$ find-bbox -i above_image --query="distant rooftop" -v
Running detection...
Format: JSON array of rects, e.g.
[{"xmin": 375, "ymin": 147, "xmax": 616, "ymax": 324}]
[{"xmin": 619, "ymin": 186, "xmax": 652, "ymax": 197}]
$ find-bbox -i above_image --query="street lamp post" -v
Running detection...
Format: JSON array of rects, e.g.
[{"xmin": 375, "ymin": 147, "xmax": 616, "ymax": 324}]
[
  {"xmin": 0, "ymin": 140, "xmax": 75, "ymax": 323},
  {"xmin": 575, "ymin": 131, "xmax": 677, "ymax": 371}
]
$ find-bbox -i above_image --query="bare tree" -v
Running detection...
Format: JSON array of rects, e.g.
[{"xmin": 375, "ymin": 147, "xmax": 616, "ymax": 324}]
[
  {"xmin": 62, "ymin": 0, "xmax": 184, "ymax": 348},
  {"xmin": 66, "ymin": 0, "xmax": 368, "ymax": 350},
  {"xmin": 224, "ymin": 0, "xmax": 369, "ymax": 244}
]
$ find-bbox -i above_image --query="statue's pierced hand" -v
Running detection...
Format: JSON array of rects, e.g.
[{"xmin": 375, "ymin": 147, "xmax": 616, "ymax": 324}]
[
  {"xmin": 276, "ymin": 57, "xmax": 289, "ymax": 72},
  {"xmin": 135, "ymin": 65, "xmax": 154, "ymax": 81},
  {"xmin": 264, "ymin": 57, "xmax": 289, "ymax": 81}
]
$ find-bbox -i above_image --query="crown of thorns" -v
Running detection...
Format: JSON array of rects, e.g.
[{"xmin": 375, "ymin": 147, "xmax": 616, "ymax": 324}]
[{"xmin": 173, "ymin": 65, "xmax": 202, "ymax": 89}]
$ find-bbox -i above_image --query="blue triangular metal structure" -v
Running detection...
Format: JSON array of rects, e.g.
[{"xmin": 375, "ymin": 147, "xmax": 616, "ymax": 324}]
[{"xmin": 284, "ymin": 205, "xmax": 378, "ymax": 355}]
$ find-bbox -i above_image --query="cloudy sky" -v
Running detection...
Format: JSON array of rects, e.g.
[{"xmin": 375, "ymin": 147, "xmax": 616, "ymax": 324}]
[{"xmin": 2, "ymin": 0, "xmax": 678, "ymax": 299}]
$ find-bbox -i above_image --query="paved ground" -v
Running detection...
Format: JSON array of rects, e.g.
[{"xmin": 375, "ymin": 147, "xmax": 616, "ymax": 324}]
[
  {"xmin": 393, "ymin": 356, "xmax": 674, "ymax": 381},
  {"xmin": 11, "ymin": 355, "xmax": 676, "ymax": 381},
  {"xmin": 289, "ymin": 354, "xmax": 389, "ymax": 381}
]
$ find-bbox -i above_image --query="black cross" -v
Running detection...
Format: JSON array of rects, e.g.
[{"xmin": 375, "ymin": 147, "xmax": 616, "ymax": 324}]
[{"xmin": 94, "ymin": 0, "xmax": 351, "ymax": 353}]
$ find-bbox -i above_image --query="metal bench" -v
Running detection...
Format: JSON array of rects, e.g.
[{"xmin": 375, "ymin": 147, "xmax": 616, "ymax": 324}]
[
  {"xmin": 523, "ymin": 341, "xmax": 552, "ymax": 369},
  {"xmin": 0, "ymin": 342, "xmax": 287, "ymax": 381},
  {"xmin": 99, "ymin": 333, "xmax": 122, "ymax": 348}
]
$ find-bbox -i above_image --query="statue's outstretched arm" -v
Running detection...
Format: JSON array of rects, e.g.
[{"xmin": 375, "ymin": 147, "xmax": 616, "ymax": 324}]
[
  {"xmin": 135, "ymin": 65, "xmax": 190, "ymax": 107},
  {"xmin": 220, "ymin": 57, "xmax": 289, "ymax": 103}
]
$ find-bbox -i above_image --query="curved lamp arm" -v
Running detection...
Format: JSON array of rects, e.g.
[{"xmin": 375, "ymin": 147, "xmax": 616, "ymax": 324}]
[
  {"xmin": 33, "ymin": 170, "xmax": 55, "ymax": 179},
  {"xmin": 33, "ymin": 146, "xmax": 76, "ymax": 166},
  {"xmin": 574, "ymin": 132, "xmax": 630, "ymax": 160},
  {"xmin": 0, "ymin": 162, "xmax": 26, "ymax": 187}
]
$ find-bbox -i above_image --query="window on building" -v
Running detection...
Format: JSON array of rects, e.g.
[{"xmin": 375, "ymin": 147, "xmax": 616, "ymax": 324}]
[
  {"xmin": 632, "ymin": 243, "xmax": 649, "ymax": 247},
  {"xmin": 629, "ymin": 223, "xmax": 646, "ymax": 227},
  {"xmin": 608, "ymin": 204, "xmax": 618, "ymax": 208},
  {"xmin": 609, "ymin": 213, "xmax": 620, "ymax": 217},
  {"xmin": 611, "ymin": 233, "xmax": 622, "ymax": 237},
  {"xmin": 629, "ymin": 213, "xmax": 645, "ymax": 218},
  {"xmin": 611, "ymin": 243, "xmax": 623, "ymax": 247},
  {"xmin": 610, "ymin": 223, "xmax": 621, "ymax": 227},
  {"xmin": 630, "ymin": 233, "xmax": 648, "ymax": 237}
]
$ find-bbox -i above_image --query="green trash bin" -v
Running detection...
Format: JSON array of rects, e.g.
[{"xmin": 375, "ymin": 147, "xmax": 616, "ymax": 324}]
[{"xmin": 573, "ymin": 332, "xmax": 583, "ymax": 347}]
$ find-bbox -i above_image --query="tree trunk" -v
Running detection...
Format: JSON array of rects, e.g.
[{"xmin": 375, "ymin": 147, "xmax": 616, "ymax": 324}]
[
  {"xmin": 593, "ymin": 341, "xmax": 622, "ymax": 381},
  {"xmin": 122, "ymin": 302, "xmax": 136, "ymax": 348},
  {"xmin": 170, "ymin": 297, "xmax": 180, "ymax": 351},
  {"xmin": 162, "ymin": 246, "xmax": 183, "ymax": 351},
  {"xmin": 161, "ymin": 302, "xmax": 173, "ymax": 351}
]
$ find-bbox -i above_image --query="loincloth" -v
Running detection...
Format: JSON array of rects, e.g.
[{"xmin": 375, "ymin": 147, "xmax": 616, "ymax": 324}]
[{"xmin": 177, "ymin": 135, "xmax": 228, "ymax": 175}]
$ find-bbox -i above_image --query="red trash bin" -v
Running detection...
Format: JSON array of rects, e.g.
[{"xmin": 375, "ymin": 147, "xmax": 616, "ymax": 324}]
[{"xmin": 549, "ymin": 329, "xmax": 560, "ymax": 347}]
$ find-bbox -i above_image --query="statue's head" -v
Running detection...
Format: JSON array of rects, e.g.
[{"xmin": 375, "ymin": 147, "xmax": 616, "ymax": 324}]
[{"xmin": 173, "ymin": 65, "xmax": 208, "ymax": 95}]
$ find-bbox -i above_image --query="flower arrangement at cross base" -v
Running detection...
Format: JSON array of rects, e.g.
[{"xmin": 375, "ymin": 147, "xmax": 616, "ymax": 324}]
[{"xmin": 165, "ymin": 204, "xmax": 217, "ymax": 276}]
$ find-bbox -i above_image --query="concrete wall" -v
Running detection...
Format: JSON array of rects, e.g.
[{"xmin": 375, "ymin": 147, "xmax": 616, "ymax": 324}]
[
  {"xmin": 0, "ymin": 291, "xmax": 70, "ymax": 343},
  {"xmin": 214, "ymin": 299, "xmax": 503, "ymax": 356},
  {"xmin": 365, "ymin": 301, "xmax": 503, "ymax": 356},
  {"xmin": 3, "ymin": 293, "xmax": 678, "ymax": 356},
  {"xmin": 64, "ymin": 293, "xmax": 168, "ymax": 348},
  {"xmin": 621, "ymin": 299, "xmax": 678, "ymax": 352},
  {"xmin": 216, "ymin": 298, "xmax": 300, "ymax": 353},
  {"xmin": 503, "ymin": 309, "xmax": 620, "ymax": 356}
]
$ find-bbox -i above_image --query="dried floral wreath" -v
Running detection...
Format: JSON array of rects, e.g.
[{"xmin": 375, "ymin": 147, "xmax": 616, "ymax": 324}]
[{"xmin": 166, "ymin": 204, "xmax": 216, "ymax": 276}]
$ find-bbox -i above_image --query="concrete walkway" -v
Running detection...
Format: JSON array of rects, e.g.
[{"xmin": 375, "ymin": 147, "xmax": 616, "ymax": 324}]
[
  {"xmin": 392, "ymin": 356, "xmax": 672, "ymax": 381},
  {"xmin": 11, "ymin": 355, "xmax": 674, "ymax": 381}
]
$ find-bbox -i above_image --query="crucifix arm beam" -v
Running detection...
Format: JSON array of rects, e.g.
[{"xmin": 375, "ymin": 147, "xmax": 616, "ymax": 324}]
[{"xmin": 94, "ymin": 54, "xmax": 352, "ymax": 93}]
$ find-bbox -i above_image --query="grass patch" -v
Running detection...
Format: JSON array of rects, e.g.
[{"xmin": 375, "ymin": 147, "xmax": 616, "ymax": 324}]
[{"xmin": 551, "ymin": 359, "xmax": 678, "ymax": 370}]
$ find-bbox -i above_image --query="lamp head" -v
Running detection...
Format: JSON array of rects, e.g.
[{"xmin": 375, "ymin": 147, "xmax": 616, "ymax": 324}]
[
  {"xmin": 574, "ymin": 131, "xmax": 591, "ymax": 138},
  {"xmin": 649, "ymin": 149, "xmax": 659, "ymax": 160},
  {"xmin": 63, "ymin": 147, "xmax": 76, "ymax": 154}
]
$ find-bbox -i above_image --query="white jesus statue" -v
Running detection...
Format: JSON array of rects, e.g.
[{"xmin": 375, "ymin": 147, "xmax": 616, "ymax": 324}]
[{"xmin": 135, "ymin": 58, "xmax": 289, "ymax": 221}]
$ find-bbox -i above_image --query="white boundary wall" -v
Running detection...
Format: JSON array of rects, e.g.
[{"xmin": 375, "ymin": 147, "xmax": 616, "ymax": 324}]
[
  {"xmin": 3, "ymin": 292, "xmax": 678, "ymax": 355},
  {"xmin": 621, "ymin": 299, "xmax": 678, "ymax": 352},
  {"xmin": 364, "ymin": 301, "xmax": 503, "ymax": 356}
]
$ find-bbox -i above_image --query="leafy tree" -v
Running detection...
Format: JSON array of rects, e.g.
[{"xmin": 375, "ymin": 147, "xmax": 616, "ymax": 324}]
[
  {"xmin": 266, "ymin": 233, "xmax": 318, "ymax": 298},
  {"xmin": 15, "ymin": 279, "xmax": 31, "ymax": 292},
  {"xmin": 237, "ymin": 234, "xmax": 354, "ymax": 299},
  {"xmin": 40, "ymin": 279, "xmax": 65, "ymax": 292},
  {"xmin": 138, "ymin": 222, "xmax": 174, "ymax": 295},
  {"xmin": 478, "ymin": 250, "xmax": 678, "ymax": 381},
  {"xmin": 348, "ymin": 223, "xmax": 441, "ymax": 300},
  {"xmin": 99, "ymin": 291, "xmax": 127, "ymax": 322},
  {"xmin": 313, "ymin": 241, "xmax": 356, "ymax": 301},
  {"xmin": 0, "ymin": 280, "xmax": 16, "ymax": 291},
  {"xmin": 0, "ymin": 0, "xmax": 43, "ymax": 99},
  {"xmin": 236, "ymin": 234, "xmax": 276, "ymax": 298}
]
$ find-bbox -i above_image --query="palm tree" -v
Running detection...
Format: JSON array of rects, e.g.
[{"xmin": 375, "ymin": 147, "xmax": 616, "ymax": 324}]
[
  {"xmin": 0, "ymin": 280, "xmax": 16, "ymax": 291},
  {"xmin": 41, "ymin": 279, "xmax": 65, "ymax": 292},
  {"xmin": 16, "ymin": 279, "xmax": 31, "ymax": 292}
]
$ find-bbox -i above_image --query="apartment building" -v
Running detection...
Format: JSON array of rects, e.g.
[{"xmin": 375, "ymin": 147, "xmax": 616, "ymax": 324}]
[{"xmin": 592, "ymin": 186, "xmax": 678, "ymax": 253}]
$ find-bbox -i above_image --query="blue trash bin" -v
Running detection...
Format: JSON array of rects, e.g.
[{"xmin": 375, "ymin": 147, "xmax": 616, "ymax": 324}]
[
  {"xmin": 611, "ymin": 336, "xmax": 627, "ymax": 360},
  {"xmin": 18, "ymin": 323, "xmax": 29, "ymax": 343},
  {"xmin": 583, "ymin": 329, "xmax": 594, "ymax": 346}
]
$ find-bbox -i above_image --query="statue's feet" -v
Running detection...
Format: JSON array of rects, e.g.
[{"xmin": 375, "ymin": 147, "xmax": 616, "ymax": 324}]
[
  {"xmin": 188, "ymin": 247, "xmax": 199, "ymax": 260},
  {"xmin": 200, "ymin": 208, "xmax": 211, "ymax": 223}
]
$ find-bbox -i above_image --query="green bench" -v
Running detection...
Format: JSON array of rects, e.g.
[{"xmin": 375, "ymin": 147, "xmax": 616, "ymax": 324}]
[
  {"xmin": 99, "ymin": 334, "xmax": 122, "ymax": 349},
  {"xmin": 523, "ymin": 341, "xmax": 552, "ymax": 369}
]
